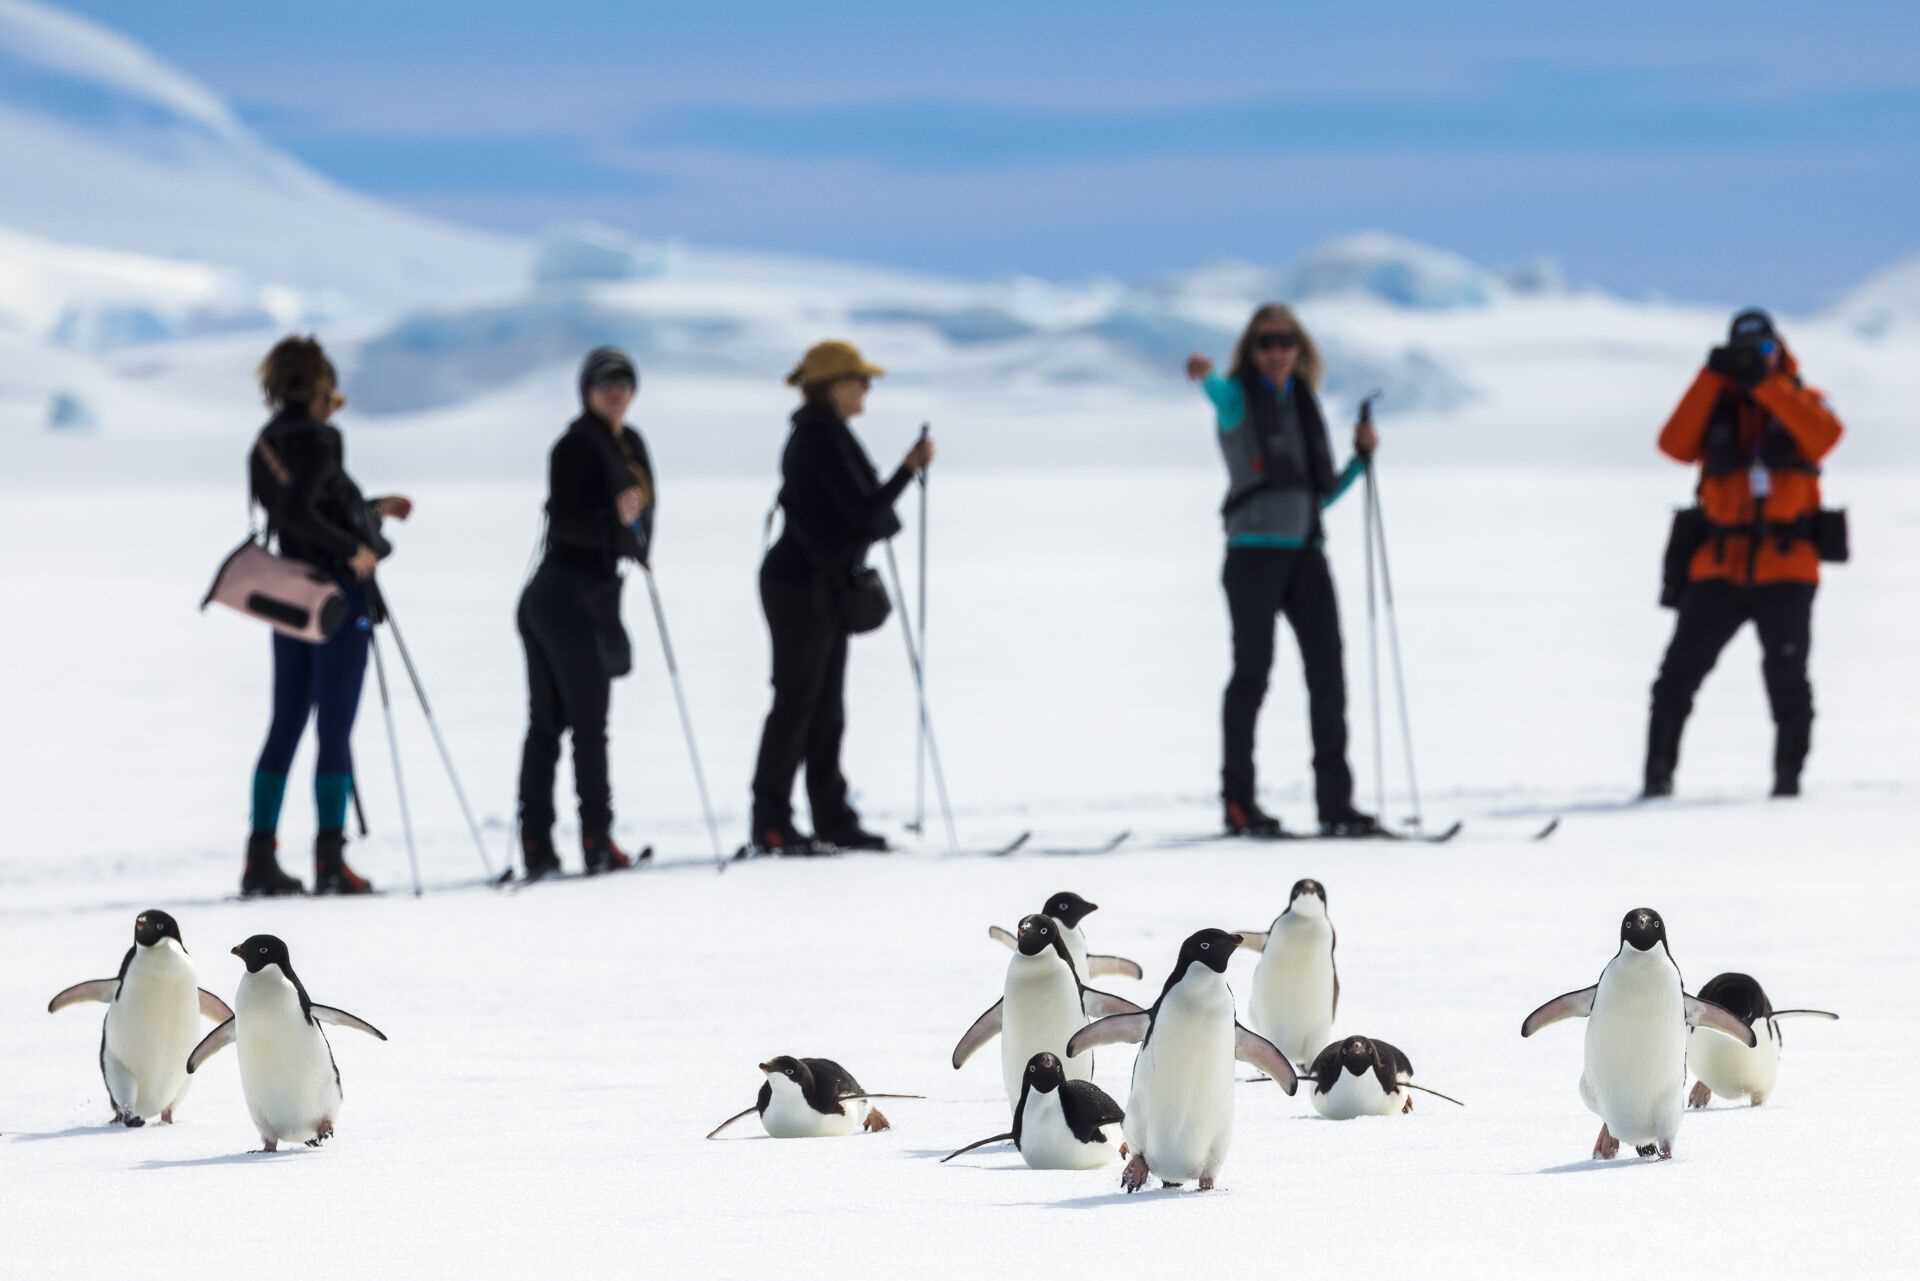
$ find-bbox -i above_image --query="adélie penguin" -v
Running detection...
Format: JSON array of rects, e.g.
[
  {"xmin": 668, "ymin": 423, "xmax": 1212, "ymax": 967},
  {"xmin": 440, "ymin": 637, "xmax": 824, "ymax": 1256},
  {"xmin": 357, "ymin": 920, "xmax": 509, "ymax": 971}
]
[
  {"xmin": 987, "ymin": 891, "xmax": 1143, "ymax": 980},
  {"xmin": 954, "ymin": 914, "xmax": 1145, "ymax": 1111},
  {"xmin": 941, "ymin": 1052, "xmax": 1127, "ymax": 1169},
  {"xmin": 46, "ymin": 909, "xmax": 234, "ymax": 1126},
  {"xmin": 187, "ymin": 935, "xmax": 387, "ymax": 1152},
  {"xmin": 1068, "ymin": 928, "xmax": 1297, "ymax": 1192},
  {"xmin": 1521, "ymin": 908, "xmax": 1754, "ymax": 1160},
  {"xmin": 1686, "ymin": 972, "xmax": 1837, "ymax": 1110},
  {"xmin": 1238, "ymin": 878, "xmax": 1337, "ymax": 1066},
  {"xmin": 705, "ymin": 1056, "xmax": 925, "ymax": 1139},
  {"xmin": 1304, "ymin": 1035, "xmax": 1466, "ymax": 1119}
]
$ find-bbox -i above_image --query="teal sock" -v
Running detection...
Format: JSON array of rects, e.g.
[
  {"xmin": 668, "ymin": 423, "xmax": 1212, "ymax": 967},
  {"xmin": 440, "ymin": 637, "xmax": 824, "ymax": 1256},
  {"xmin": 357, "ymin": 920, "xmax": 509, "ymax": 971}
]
[
  {"xmin": 315, "ymin": 773, "xmax": 353, "ymax": 833},
  {"xmin": 251, "ymin": 770, "xmax": 289, "ymax": 835}
]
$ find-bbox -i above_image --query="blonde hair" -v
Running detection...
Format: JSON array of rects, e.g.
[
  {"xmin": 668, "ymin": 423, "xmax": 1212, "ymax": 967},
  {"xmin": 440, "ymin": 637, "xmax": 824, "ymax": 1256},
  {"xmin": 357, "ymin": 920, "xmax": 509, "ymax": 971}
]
[{"xmin": 1228, "ymin": 304, "xmax": 1323, "ymax": 391}]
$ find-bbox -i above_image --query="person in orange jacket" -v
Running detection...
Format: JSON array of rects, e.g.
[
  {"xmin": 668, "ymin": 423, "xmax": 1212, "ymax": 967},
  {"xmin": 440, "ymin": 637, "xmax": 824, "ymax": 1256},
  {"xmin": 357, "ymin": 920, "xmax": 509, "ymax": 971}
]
[{"xmin": 1643, "ymin": 309, "xmax": 1844, "ymax": 799}]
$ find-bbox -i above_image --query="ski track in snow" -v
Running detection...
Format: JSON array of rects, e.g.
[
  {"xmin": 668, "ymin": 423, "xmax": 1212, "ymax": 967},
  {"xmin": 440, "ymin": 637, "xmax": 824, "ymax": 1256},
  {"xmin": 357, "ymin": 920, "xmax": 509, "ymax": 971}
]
[{"xmin": 4, "ymin": 472, "xmax": 1918, "ymax": 1278}]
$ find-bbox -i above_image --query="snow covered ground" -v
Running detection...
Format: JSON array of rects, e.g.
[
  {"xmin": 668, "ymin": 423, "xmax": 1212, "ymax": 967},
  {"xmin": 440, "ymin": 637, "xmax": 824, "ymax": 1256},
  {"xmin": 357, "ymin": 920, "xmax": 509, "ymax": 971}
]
[{"xmin": 4, "ymin": 461, "xmax": 1917, "ymax": 1279}]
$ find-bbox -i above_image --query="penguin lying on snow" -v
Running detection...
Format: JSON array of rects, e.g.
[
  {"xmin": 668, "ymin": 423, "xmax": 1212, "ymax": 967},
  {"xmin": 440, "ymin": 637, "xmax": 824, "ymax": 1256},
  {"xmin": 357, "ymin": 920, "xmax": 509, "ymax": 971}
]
[
  {"xmin": 1686, "ymin": 972, "xmax": 1837, "ymax": 1110},
  {"xmin": 47, "ymin": 910, "xmax": 234, "ymax": 1126},
  {"xmin": 955, "ymin": 914, "xmax": 1144, "ymax": 1112},
  {"xmin": 1069, "ymin": 928, "xmax": 1296, "ymax": 1192},
  {"xmin": 1522, "ymin": 908, "xmax": 1753, "ymax": 1161},
  {"xmin": 1304, "ymin": 1036, "xmax": 1466, "ymax": 1119},
  {"xmin": 1238, "ymin": 878, "xmax": 1337, "ymax": 1067},
  {"xmin": 706, "ymin": 1057, "xmax": 924, "ymax": 1139},
  {"xmin": 988, "ymin": 891, "xmax": 1142, "ymax": 980},
  {"xmin": 188, "ymin": 935, "xmax": 387, "ymax": 1152},
  {"xmin": 942, "ymin": 1052, "xmax": 1127, "ymax": 1169}
]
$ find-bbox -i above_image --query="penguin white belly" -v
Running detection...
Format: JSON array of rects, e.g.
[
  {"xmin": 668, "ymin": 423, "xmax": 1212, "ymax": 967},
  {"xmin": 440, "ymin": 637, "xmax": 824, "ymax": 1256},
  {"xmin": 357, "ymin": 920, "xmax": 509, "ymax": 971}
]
[
  {"xmin": 1249, "ymin": 925, "xmax": 1334, "ymax": 1064},
  {"xmin": 1313, "ymin": 1072, "xmax": 1402, "ymax": 1120},
  {"xmin": 1001, "ymin": 963, "xmax": 1091, "ymax": 1108},
  {"xmin": 1126, "ymin": 985, "xmax": 1235, "ymax": 1182},
  {"xmin": 1020, "ymin": 1091, "xmax": 1116, "ymax": 1170},
  {"xmin": 1691, "ymin": 1024, "xmax": 1777, "ymax": 1103},
  {"xmin": 1581, "ymin": 959, "xmax": 1685, "ymax": 1145},
  {"xmin": 235, "ymin": 974, "xmax": 341, "ymax": 1144},
  {"xmin": 103, "ymin": 947, "xmax": 201, "ymax": 1119},
  {"xmin": 761, "ymin": 1076, "xmax": 866, "ymax": 1138}
]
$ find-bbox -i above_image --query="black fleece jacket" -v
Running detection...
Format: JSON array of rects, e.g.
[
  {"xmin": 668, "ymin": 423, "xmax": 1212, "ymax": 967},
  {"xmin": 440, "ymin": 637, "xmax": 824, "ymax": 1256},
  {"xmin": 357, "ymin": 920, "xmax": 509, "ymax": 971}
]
[
  {"xmin": 250, "ymin": 409, "xmax": 371, "ymax": 576},
  {"xmin": 763, "ymin": 403, "xmax": 912, "ymax": 584},
  {"xmin": 544, "ymin": 412, "xmax": 653, "ymax": 574}
]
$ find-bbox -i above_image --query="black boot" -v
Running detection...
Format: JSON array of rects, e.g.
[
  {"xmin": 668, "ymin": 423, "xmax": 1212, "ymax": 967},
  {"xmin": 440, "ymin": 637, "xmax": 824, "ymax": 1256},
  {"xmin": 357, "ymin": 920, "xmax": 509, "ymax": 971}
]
[
  {"xmin": 1319, "ymin": 806, "xmax": 1383, "ymax": 838},
  {"xmin": 582, "ymin": 833, "xmax": 637, "ymax": 874},
  {"xmin": 748, "ymin": 820, "xmax": 826, "ymax": 857},
  {"xmin": 241, "ymin": 833, "xmax": 305, "ymax": 897},
  {"xmin": 1771, "ymin": 771, "xmax": 1802, "ymax": 798},
  {"xmin": 816, "ymin": 821, "xmax": 890, "ymax": 852},
  {"xmin": 1223, "ymin": 798, "xmax": 1284, "ymax": 838},
  {"xmin": 521, "ymin": 828, "xmax": 561, "ymax": 882},
  {"xmin": 1773, "ymin": 723, "xmax": 1809, "ymax": 800},
  {"xmin": 313, "ymin": 831, "xmax": 374, "ymax": 896},
  {"xmin": 1643, "ymin": 708, "xmax": 1683, "ymax": 799}
]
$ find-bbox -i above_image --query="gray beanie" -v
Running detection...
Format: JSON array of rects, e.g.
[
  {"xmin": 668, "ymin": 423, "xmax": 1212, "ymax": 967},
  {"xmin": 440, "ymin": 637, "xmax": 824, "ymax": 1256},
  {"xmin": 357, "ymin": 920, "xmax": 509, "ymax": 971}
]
[{"xmin": 579, "ymin": 346, "xmax": 638, "ymax": 403}]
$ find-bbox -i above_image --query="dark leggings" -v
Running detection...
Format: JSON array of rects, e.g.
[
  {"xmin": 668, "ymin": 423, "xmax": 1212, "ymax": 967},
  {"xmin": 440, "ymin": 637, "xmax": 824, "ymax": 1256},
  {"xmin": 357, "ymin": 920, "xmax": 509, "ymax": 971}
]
[
  {"xmin": 1649, "ymin": 580, "xmax": 1816, "ymax": 775},
  {"xmin": 252, "ymin": 583, "xmax": 371, "ymax": 834},
  {"xmin": 749, "ymin": 568, "xmax": 854, "ymax": 834},
  {"xmin": 517, "ymin": 562, "xmax": 617, "ymax": 838},
  {"xmin": 1221, "ymin": 545, "xmax": 1355, "ymax": 821}
]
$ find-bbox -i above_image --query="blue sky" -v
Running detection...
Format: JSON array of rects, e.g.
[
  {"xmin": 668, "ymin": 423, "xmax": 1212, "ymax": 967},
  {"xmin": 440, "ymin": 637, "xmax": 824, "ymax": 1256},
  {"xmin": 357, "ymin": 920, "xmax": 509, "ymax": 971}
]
[{"xmin": 56, "ymin": 0, "xmax": 1920, "ymax": 307}]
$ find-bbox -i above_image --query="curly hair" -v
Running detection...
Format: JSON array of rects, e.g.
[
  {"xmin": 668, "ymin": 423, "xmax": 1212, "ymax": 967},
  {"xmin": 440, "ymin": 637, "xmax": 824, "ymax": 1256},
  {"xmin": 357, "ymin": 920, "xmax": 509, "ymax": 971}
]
[{"xmin": 257, "ymin": 335, "xmax": 338, "ymax": 410}]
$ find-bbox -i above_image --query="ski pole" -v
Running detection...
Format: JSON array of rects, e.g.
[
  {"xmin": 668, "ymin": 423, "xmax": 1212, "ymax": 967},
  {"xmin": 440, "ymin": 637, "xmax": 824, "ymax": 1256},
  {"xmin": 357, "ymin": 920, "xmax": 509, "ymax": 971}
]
[
  {"xmin": 641, "ymin": 566, "xmax": 726, "ymax": 869},
  {"xmin": 883, "ymin": 538, "xmax": 959, "ymax": 851},
  {"xmin": 911, "ymin": 423, "xmax": 930, "ymax": 835},
  {"xmin": 1368, "ymin": 459, "xmax": 1425, "ymax": 830},
  {"xmin": 1360, "ymin": 396, "xmax": 1386, "ymax": 825},
  {"xmin": 367, "ymin": 627, "xmax": 423, "ymax": 897},
  {"xmin": 376, "ymin": 589, "xmax": 500, "ymax": 881}
]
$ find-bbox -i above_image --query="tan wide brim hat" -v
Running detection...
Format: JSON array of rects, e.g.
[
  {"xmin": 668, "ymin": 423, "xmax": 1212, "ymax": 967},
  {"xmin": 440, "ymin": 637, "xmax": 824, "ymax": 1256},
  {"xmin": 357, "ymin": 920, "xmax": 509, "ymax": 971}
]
[{"xmin": 787, "ymin": 340, "xmax": 886, "ymax": 388}]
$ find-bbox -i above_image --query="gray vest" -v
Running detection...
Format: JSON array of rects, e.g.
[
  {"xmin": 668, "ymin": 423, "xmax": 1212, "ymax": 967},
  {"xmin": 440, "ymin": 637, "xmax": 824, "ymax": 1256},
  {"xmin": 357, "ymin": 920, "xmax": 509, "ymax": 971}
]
[{"xmin": 1219, "ymin": 387, "xmax": 1315, "ymax": 543}]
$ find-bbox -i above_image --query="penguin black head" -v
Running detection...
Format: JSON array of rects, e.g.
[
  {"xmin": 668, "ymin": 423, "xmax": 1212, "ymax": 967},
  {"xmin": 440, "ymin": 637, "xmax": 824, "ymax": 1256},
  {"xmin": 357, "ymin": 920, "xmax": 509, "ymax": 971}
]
[
  {"xmin": 1696, "ymin": 972, "xmax": 1771, "ymax": 1027},
  {"xmin": 1339, "ymin": 1036, "xmax": 1376, "ymax": 1077},
  {"xmin": 1024, "ymin": 1052, "xmax": 1067, "ymax": 1094},
  {"xmin": 1289, "ymin": 878, "xmax": 1327, "ymax": 908},
  {"xmin": 1177, "ymin": 928, "xmax": 1244, "ymax": 976},
  {"xmin": 1044, "ymin": 892, "xmax": 1097, "ymax": 929},
  {"xmin": 233, "ymin": 934, "xmax": 293, "ymax": 976},
  {"xmin": 758, "ymin": 1056, "xmax": 814, "ymax": 1094},
  {"xmin": 134, "ymin": 909, "xmax": 183, "ymax": 949},
  {"xmin": 1015, "ymin": 914, "xmax": 1062, "ymax": 958},
  {"xmin": 1619, "ymin": 908, "xmax": 1668, "ymax": 954}
]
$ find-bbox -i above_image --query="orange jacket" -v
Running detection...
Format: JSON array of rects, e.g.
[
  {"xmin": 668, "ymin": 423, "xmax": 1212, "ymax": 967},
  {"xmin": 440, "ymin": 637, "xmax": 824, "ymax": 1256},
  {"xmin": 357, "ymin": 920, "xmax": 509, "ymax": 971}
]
[{"xmin": 1657, "ymin": 347, "xmax": 1843, "ymax": 585}]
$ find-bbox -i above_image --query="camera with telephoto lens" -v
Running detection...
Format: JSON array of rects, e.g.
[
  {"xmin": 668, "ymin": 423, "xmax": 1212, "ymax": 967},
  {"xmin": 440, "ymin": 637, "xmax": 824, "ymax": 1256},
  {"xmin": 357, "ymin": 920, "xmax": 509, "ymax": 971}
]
[
  {"xmin": 350, "ymin": 498, "xmax": 394, "ymax": 560},
  {"xmin": 1707, "ymin": 338, "xmax": 1772, "ymax": 390}
]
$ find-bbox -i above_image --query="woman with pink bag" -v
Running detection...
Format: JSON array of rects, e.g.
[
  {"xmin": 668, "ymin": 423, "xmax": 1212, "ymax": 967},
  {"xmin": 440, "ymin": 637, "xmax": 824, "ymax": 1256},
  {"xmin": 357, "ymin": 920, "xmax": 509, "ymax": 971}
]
[{"xmin": 241, "ymin": 337, "xmax": 413, "ymax": 897}]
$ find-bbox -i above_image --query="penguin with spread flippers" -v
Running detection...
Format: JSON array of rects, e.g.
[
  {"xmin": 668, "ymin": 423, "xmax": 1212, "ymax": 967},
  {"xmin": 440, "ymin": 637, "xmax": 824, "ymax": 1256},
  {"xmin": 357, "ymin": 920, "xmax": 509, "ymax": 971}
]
[
  {"xmin": 1521, "ymin": 908, "xmax": 1754, "ymax": 1161},
  {"xmin": 1686, "ymin": 972, "xmax": 1837, "ymax": 1110},
  {"xmin": 1238, "ymin": 878, "xmax": 1337, "ymax": 1066},
  {"xmin": 705, "ymin": 1056, "xmax": 924, "ymax": 1138},
  {"xmin": 47, "ymin": 910, "xmax": 233, "ymax": 1126},
  {"xmin": 942, "ymin": 1052, "xmax": 1126, "ymax": 1170},
  {"xmin": 988, "ymin": 891, "xmax": 1142, "ymax": 980},
  {"xmin": 1303, "ymin": 1035, "xmax": 1466, "ymax": 1119}
]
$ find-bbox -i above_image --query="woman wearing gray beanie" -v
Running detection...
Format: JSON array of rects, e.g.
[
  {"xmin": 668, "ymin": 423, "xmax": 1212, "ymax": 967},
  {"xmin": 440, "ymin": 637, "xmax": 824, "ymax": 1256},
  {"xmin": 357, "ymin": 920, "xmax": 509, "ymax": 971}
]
[{"xmin": 514, "ymin": 347, "xmax": 654, "ymax": 880}]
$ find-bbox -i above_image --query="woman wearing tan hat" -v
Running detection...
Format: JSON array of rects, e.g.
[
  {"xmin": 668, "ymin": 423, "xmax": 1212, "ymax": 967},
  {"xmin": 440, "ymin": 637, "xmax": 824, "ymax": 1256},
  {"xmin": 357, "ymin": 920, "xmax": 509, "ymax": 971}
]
[{"xmin": 747, "ymin": 341, "xmax": 935, "ymax": 855}]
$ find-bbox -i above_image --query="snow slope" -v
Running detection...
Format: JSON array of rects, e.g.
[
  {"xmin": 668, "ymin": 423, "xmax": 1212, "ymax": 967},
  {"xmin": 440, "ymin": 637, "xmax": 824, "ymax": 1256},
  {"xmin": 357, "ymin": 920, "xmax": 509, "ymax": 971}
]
[{"xmin": 2, "ymin": 466, "xmax": 1917, "ymax": 1279}]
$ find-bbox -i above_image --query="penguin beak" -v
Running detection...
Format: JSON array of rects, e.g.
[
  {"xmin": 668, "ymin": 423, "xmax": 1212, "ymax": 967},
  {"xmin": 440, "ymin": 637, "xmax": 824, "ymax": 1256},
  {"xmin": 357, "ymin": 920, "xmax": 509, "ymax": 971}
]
[
  {"xmin": 230, "ymin": 945, "xmax": 243, "ymax": 958},
  {"xmin": 1228, "ymin": 934, "xmax": 1245, "ymax": 949},
  {"xmin": 757, "ymin": 1062, "xmax": 772, "ymax": 1074}
]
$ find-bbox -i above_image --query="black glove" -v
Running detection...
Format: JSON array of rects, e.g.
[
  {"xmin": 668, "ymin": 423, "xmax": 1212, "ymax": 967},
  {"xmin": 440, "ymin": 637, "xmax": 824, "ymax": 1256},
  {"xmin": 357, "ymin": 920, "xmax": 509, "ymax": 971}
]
[{"xmin": 1706, "ymin": 344, "xmax": 1768, "ymax": 391}]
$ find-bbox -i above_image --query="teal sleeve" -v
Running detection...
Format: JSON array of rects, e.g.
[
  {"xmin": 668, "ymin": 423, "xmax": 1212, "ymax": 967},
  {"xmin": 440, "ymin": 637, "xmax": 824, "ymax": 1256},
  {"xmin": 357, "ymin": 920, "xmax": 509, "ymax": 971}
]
[
  {"xmin": 1320, "ymin": 455, "xmax": 1367, "ymax": 509},
  {"xmin": 1202, "ymin": 373, "xmax": 1245, "ymax": 432}
]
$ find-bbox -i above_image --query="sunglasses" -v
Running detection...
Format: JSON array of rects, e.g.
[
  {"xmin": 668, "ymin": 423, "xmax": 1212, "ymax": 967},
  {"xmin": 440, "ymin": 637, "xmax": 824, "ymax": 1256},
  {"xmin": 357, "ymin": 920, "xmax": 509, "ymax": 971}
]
[
  {"xmin": 1255, "ymin": 332, "xmax": 1302, "ymax": 352},
  {"xmin": 843, "ymin": 375, "xmax": 872, "ymax": 389}
]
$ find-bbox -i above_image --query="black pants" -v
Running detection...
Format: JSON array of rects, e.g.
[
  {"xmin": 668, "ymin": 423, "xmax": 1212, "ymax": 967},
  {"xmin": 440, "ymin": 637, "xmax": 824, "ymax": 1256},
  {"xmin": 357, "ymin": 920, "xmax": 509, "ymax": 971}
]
[
  {"xmin": 517, "ymin": 562, "xmax": 617, "ymax": 838},
  {"xmin": 1221, "ymin": 546, "xmax": 1355, "ymax": 821},
  {"xmin": 749, "ymin": 568, "xmax": 856, "ymax": 834},
  {"xmin": 1648, "ymin": 580, "xmax": 1816, "ymax": 778}
]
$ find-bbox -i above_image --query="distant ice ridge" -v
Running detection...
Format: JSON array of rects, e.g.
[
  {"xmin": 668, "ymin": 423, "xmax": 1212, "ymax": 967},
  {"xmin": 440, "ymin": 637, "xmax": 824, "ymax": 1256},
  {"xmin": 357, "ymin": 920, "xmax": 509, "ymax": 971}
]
[{"xmin": 1829, "ymin": 253, "xmax": 1920, "ymax": 337}]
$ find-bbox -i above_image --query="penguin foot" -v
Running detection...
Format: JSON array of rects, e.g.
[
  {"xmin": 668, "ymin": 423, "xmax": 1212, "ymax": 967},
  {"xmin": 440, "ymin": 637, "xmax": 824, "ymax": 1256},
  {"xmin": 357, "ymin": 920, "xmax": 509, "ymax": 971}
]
[
  {"xmin": 863, "ymin": 1108, "xmax": 892, "ymax": 1134},
  {"xmin": 1118, "ymin": 1143, "xmax": 1129, "ymax": 1159},
  {"xmin": 256, "ymin": 1139, "xmax": 278, "ymax": 1153},
  {"xmin": 304, "ymin": 1120, "xmax": 335, "ymax": 1148},
  {"xmin": 1655, "ymin": 1142, "xmax": 1673, "ymax": 1161},
  {"xmin": 1592, "ymin": 1124, "xmax": 1619, "ymax": 1160},
  {"xmin": 1749, "ymin": 1092, "xmax": 1767, "ymax": 1108},
  {"xmin": 1121, "ymin": 1154, "xmax": 1149, "ymax": 1193},
  {"xmin": 122, "ymin": 1115, "xmax": 145, "ymax": 1129},
  {"xmin": 1687, "ymin": 1081, "xmax": 1712, "ymax": 1109},
  {"xmin": 1635, "ymin": 1143, "xmax": 1658, "ymax": 1158},
  {"xmin": 160, "ymin": 1107, "xmax": 174, "ymax": 1125},
  {"xmin": 1197, "ymin": 1177, "xmax": 1216, "ymax": 1192},
  {"xmin": 1402, "ymin": 1095, "xmax": 1414, "ymax": 1114}
]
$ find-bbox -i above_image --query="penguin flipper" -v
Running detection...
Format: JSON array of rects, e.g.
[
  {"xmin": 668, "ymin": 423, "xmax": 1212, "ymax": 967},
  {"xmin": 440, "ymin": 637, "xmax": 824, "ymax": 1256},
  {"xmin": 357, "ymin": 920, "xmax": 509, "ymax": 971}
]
[
  {"xmin": 310, "ymin": 1004, "xmax": 389, "ymax": 1041},
  {"xmin": 1520, "ymin": 985, "xmax": 1597, "ymax": 1037},
  {"xmin": 1236, "ymin": 931, "xmax": 1270, "ymax": 954},
  {"xmin": 988, "ymin": 925, "xmax": 1017, "ymax": 950},
  {"xmin": 1400, "ymin": 1082, "xmax": 1467, "ymax": 1107},
  {"xmin": 952, "ymin": 999, "xmax": 1004, "ymax": 1069},
  {"xmin": 1771, "ymin": 1009, "xmax": 1840, "ymax": 1021},
  {"xmin": 1066, "ymin": 1012, "xmax": 1149, "ymax": 1057},
  {"xmin": 1060, "ymin": 1079, "xmax": 1126, "ymax": 1138},
  {"xmin": 1234, "ymin": 1022, "xmax": 1298, "ymax": 1095},
  {"xmin": 1088, "ymin": 954, "xmax": 1144, "ymax": 981},
  {"xmin": 47, "ymin": 980, "xmax": 118, "ymax": 1013},
  {"xmin": 704, "ymin": 1105, "xmax": 761, "ymax": 1140},
  {"xmin": 940, "ymin": 1132, "xmax": 1016, "ymax": 1163},
  {"xmin": 1080, "ymin": 987, "xmax": 1144, "ymax": 1018},
  {"xmin": 186, "ymin": 1017, "xmax": 235, "ymax": 1074},
  {"xmin": 198, "ymin": 990, "xmax": 234, "ymax": 1023},
  {"xmin": 1685, "ymin": 995, "xmax": 1759, "ymax": 1047}
]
